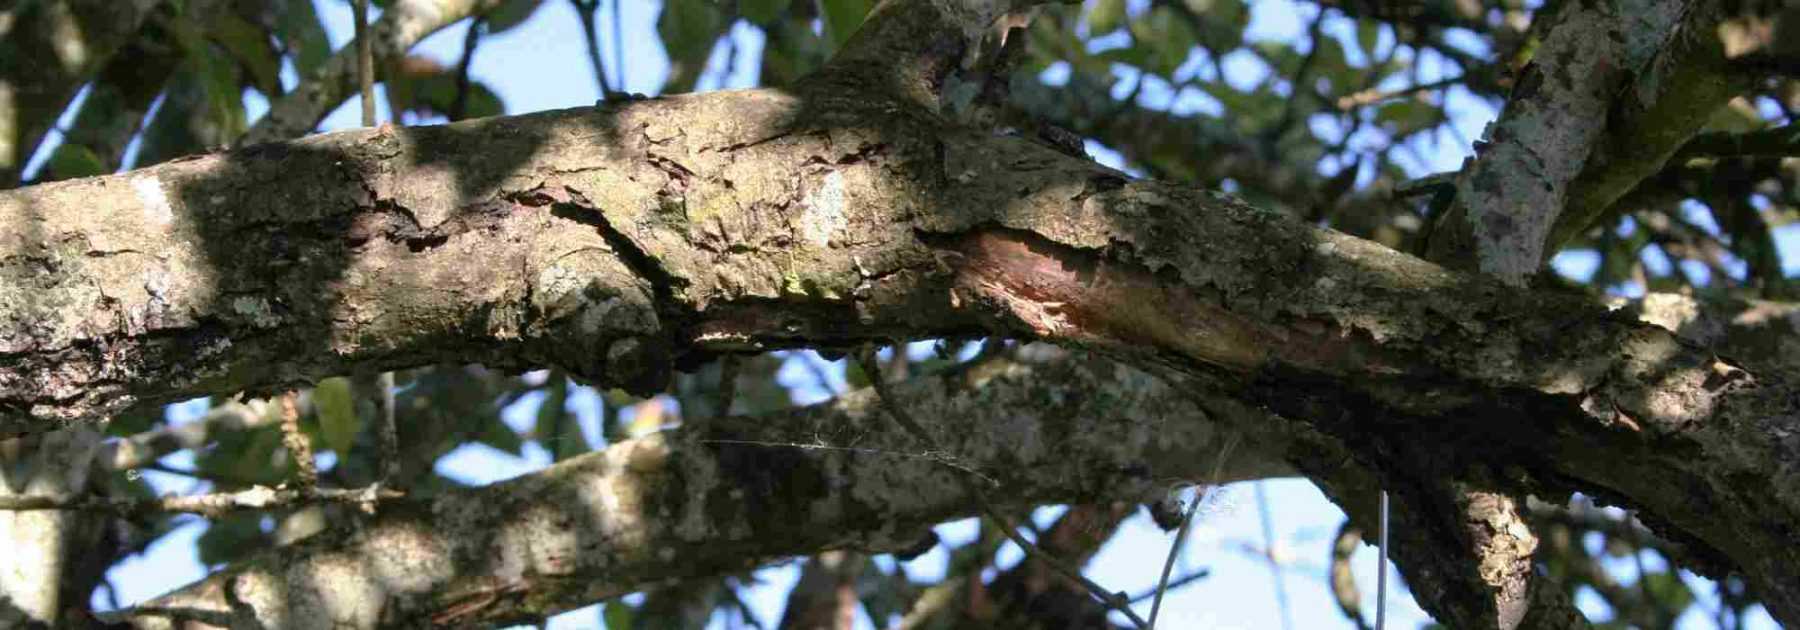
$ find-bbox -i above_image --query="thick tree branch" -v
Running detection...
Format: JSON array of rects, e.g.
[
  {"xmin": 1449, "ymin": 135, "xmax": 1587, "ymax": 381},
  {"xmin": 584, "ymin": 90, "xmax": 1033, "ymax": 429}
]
[
  {"xmin": 4, "ymin": 2, "xmax": 1800, "ymax": 623},
  {"xmin": 3, "ymin": 67, "xmax": 1800, "ymax": 620},
  {"xmin": 108, "ymin": 359, "xmax": 1266, "ymax": 628}
]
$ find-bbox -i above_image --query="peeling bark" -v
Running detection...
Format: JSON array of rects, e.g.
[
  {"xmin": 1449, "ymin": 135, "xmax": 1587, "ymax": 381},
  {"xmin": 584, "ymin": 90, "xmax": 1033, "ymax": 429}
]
[
  {"xmin": 3, "ymin": 1, "xmax": 1800, "ymax": 624},
  {"xmin": 1, "ymin": 66, "xmax": 1799, "ymax": 620}
]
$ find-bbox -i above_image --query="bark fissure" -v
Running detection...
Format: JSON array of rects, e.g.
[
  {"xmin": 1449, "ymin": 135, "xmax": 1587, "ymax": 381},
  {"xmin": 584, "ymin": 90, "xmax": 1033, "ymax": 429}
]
[{"xmin": 4, "ymin": 2, "xmax": 1800, "ymax": 623}]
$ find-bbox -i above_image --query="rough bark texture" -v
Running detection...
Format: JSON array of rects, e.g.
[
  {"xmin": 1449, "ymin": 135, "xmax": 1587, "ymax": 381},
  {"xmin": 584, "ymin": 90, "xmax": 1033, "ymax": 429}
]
[
  {"xmin": 2, "ymin": 62, "xmax": 1799, "ymax": 622},
  {"xmin": 109, "ymin": 359, "xmax": 1266, "ymax": 628},
  {"xmin": 1425, "ymin": 0, "xmax": 1703, "ymax": 281},
  {"xmin": 3, "ymin": 1, "xmax": 1800, "ymax": 625}
]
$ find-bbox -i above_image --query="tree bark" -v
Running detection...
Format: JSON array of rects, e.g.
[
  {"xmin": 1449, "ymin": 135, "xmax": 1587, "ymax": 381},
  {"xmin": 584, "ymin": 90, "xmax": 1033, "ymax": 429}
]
[
  {"xmin": 3, "ymin": 1, "xmax": 1799, "ymax": 625},
  {"xmin": 106, "ymin": 358, "xmax": 1271, "ymax": 628}
]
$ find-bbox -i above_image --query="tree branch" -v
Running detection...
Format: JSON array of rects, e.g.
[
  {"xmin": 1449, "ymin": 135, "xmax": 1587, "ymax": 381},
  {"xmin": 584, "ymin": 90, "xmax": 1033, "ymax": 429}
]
[
  {"xmin": 3, "ymin": 62, "xmax": 1799, "ymax": 620},
  {"xmin": 5, "ymin": 1, "xmax": 1800, "ymax": 623},
  {"xmin": 107, "ymin": 358, "xmax": 1266, "ymax": 628},
  {"xmin": 1424, "ymin": 0, "xmax": 1714, "ymax": 282},
  {"xmin": 238, "ymin": 0, "xmax": 517, "ymax": 145}
]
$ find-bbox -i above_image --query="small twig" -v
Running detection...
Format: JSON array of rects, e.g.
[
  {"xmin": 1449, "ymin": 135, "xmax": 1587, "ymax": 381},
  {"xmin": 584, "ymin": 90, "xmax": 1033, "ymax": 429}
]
[
  {"xmin": 1376, "ymin": 489, "xmax": 1390, "ymax": 630},
  {"xmin": 279, "ymin": 392, "xmax": 317, "ymax": 490},
  {"xmin": 449, "ymin": 16, "xmax": 485, "ymax": 121},
  {"xmin": 1673, "ymin": 123, "xmax": 1800, "ymax": 160},
  {"xmin": 1148, "ymin": 434, "xmax": 1238, "ymax": 629},
  {"xmin": 354, "ymin": 0, "xmax": 375, "ymax": 127},
  {"xmin": 1257, "ymin": 481, "xmax": 1295, "ymax": 630},
  {"xmin": 94, "ymin": 401, "xmax": 272, "ymax": 473},
  {"xmin": 855, "ymin": 346, "xmax": 1149, "ymax": 629},
  {"xmin": 610, "ymin": 0, "xmax": 625, "ymax": 92},
  {"xmin": 572, "ymin": 0, "xmax": 616, "ymax": 98},
  {"xmin": 717, "ymin": 354, "xmax": 740, "ymax": 417},
  {"xmin": 1128, "ymin": 569, "xmax": 1210, "ymax": 604},
  {"xmin": 0, "ymin": 484, "xmax": 403, "ymax": 518},
  {"xmin": 1335, "ymin": 75, "xmax": 1462, "ymax": 111},
  {"xmin": 375, "ymin": 372, "xmax": 399, "ymax": 485}
]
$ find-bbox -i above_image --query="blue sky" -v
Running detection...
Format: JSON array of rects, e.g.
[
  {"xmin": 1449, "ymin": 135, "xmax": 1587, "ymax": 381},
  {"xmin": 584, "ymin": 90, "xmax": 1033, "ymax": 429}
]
[{"xmin": 36, "ymin": 1, "xmax": 1786, "ymax": 628}]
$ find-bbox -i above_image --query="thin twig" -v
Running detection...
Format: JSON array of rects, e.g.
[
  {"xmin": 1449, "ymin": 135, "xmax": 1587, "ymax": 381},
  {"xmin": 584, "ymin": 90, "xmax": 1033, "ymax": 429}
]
[
  {"xmin": 572, "ymin": 0, "xmax": 616, "ymax": 98},
  {"xmin": 1257, "ymin": 481, "xmax": 1295, "ymax": 630},
  {"xmin": 1129, "ymin": 570, "xmax": 1210, "ymax": 604},
  {"xmin": 717, "ymin": 354, "xmax": 740, "ymax": 417},
  {"xmin": 279, "ymin": 392, "xmax": 317, "ymax": 490},
  {"xmin": 610, "ymin": 0, "xmax": 625, "ymax": 92},
  {"xmin": 1377, "ymin": 489, "xmax": 1390, "ymax": 630},
  {"xmin": 855, "ymin": 346, "xmax": 1149, "ymax": 629},
  {"xmin": 1335, "ymin": 75, "xmax": 1463, "ymax": 111},
  {"xmin": 93, "ymin": 401, "xmax": 272, "ymax": 473},
  {"xmin": 1148, "ymin": 434, "xmax": 1238, "ymax": 628},
  {"xmin": 354, "ymin": 0, "xmax": 375, "ymax": 127},
  {"xmin": 375, "ymin": 372, "xmax": 399, "ymax": 484},
  {"xmin": 0, "ymin": 484, "xmax": 402, "ymax": 518},
  {"xmin": 449, "ymin": 16, "xmax": 485, "ymax": 121}
]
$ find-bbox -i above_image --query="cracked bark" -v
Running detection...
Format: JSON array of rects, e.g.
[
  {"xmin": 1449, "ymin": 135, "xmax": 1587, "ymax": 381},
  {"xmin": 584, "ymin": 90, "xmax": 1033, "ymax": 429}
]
[
  {"xmin": 2, "ymin": 60, "xmax": 1799, "ymax": 623},
  {"xmin": 2, "ymin": 0, "xmax": 1799, "ymax": 625},
  {"xmin": 1410, "ymin": 3, "xmax": 1768, "ymax": 626}
]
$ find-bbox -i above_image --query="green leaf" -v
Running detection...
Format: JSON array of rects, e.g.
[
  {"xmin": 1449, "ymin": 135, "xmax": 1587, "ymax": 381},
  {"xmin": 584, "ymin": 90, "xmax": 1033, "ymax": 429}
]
[
  {"xmin": 658, "ymin": 0, "xmax": 727, "ymax": 65},
  {"xmin": 195, "ymin": 420, "xmax": 286, "ymax": 486},
  {"xmin": 1641, "ymin": 571, "xmax": 1694, "ymax": 612},
  {"xmin": 820, "ymin": 0, "xmax": 874, "ymax": 51},
  {"xmin": 105, "ymin": 401, "xmax": 163, "ymax": 437},
  {"xmin": 474, "ymin": 414, "xmax": 525, "ymax": 455},
  {"xmin": 386, "ymin": 56, "xmax": 507, "ymax": 121},
  {"xmin": 1088, "ymin": 0, "xmax": 1127, "ymax": 36},
  {"xmin": 1186, "ymin": 0, "xmax": 1246, "ymax": 50},
  {"xmin": 45, "ymin": 144, "xmax": 107, "ymax": 179},
  {"xmin": 206, "ymin": 12, "xmax": 284, "ymax": 97},
  {"xmin": 1131, "ymin": 7, "xmax": 1197, "ymax": 76},
  {"xmin": 482, "ymin": 0, "xmax": 543, "ymax": 33},
  {"xmin": 1356, "ymin": 18, "xmax": 1382, "ymax": 58},
  {"xmin": 843, "ymin": 357, "xmax": 870, "ymax": 390},
  {"xmin": 273, "ymin": 0, "xmax": 332, "ymax": 77},
  {"xmin": 198, "ymin": 512, "xmax": 271, "ymax": 566},
  {"xmin": 603, "ymin": 601, "xmax": 636, "ymax": 628},
  {"xmin": 313, "ymin": 377, "xmax": 359, "ymax": 454},
  {"xmin": 534, "ymin": 374, "xmax": 588, "ymax": 461},
  {"xmin": 759, "ymin": 17, "xmax": 829, "ymax": 87},
  {"xmin": 740, "ymin": 0, "xmax": 791, "ymax": 25},
  {"xmin": 1374, "ymin": 99, "xmax": 1441, "ymax": 137}
]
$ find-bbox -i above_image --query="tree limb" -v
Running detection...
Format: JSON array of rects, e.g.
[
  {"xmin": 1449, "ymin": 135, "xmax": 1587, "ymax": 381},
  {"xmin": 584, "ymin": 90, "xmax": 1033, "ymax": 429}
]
[
  {"xmin": 1424, "ymin": 0, "xmax": 1714, "ymax": 281},
  {"xmin": 108, "ymin": 358, "xmax": 1268, "ymax": 629},
  {"xmin": 5, "ymin": 1, "xmax": 1800, "ymax": 623},
  {"xmin": 238, "ymin": 0, "xmax": 522, "ymax": 145}
]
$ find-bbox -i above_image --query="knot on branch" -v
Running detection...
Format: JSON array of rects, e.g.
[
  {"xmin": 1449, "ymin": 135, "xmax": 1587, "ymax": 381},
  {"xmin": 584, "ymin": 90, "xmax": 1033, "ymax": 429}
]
[{"xmin": 527, "ymin": 249, "xmax": 669, "ymax": 396}]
